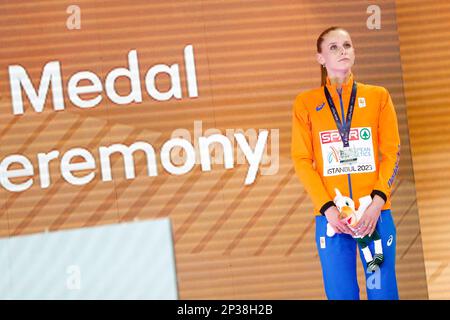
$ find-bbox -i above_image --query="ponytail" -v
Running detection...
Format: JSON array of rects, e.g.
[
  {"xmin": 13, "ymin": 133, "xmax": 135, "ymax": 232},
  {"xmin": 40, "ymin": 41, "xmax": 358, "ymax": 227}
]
[{"xmin": 320, "ymin": 64, "xmax": 327, "ymax": 87}]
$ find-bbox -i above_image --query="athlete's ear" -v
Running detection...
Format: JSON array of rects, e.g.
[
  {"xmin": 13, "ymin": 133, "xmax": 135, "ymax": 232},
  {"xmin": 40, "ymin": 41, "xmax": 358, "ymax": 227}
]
[{"xmin": 316, "ymin": 53, "xmax": 325, "ymax": 66}]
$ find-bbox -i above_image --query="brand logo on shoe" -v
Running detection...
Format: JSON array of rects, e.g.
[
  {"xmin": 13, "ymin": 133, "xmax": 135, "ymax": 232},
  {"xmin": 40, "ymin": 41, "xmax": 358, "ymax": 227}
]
[{"xmin": 387, "ymin": 235, "xmax": 393, "ymax": 247}]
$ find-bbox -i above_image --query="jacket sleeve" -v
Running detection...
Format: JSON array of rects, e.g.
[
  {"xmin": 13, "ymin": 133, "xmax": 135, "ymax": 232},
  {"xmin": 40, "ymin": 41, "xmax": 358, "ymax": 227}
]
[
  {"xmin": 291, "ymin": 95, "xmax": 335, "ymax": 214},
  {"xmin": 371, "ymin": 88, "xmax": 401, "ymax": 202}
]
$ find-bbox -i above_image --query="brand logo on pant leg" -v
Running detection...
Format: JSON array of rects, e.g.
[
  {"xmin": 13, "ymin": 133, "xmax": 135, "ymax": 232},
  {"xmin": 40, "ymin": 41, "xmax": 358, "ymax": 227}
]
[
  {"xmin": 387, "ymin": 235, "xmax": 393, "ymax": 247},
  {"xmin": 320, "ymin": 236, "xmax": 326, "ymax": 249}
]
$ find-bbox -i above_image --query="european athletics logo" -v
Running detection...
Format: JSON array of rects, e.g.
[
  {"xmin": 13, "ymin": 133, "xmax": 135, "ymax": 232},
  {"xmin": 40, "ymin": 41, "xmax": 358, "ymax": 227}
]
[{"xmin": 327, "ymin": 146, "xmax": 340, "ymax": 163}]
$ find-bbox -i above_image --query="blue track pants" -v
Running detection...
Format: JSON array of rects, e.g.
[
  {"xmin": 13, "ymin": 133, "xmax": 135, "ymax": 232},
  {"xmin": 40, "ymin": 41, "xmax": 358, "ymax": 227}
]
[{"xmin": 315, "ymin": 209, "xmax": 399, "ymax": 300}]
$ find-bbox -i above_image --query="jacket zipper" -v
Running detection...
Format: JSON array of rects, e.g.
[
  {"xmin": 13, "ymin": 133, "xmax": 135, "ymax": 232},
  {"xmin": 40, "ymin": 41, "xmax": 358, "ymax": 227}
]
[{"xmin": 337, "ymin": 89, "xmax": 353, "ymax": 200}]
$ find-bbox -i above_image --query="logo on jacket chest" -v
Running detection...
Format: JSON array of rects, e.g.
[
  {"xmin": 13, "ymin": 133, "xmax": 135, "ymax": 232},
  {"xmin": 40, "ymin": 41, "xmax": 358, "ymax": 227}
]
[
  {"xmin": 315, "ymin": 102, "xmax": 325, "ymax": 112},
  {"xmin": 358, "ymin": 97, "xmax": 366, "ymax": 108},
  {"xmin": 317, "ymin": 97, "xmax": 366, "ymax": 112}
]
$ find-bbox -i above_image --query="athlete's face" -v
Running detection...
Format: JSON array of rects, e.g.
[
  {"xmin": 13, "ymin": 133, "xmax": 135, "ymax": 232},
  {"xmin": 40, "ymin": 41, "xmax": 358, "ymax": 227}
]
[{"xmin": 317, "ymin": 29, "xmax": 355, "ymax": 74}]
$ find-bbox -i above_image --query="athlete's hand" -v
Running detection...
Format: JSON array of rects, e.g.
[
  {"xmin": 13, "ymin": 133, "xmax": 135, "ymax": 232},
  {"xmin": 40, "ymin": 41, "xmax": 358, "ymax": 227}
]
[
  {"xmin": 325, "ymin": 206, "xmax": 355, "ymax": 236},
  {"xmin": 354, "ymin": 195, "xmax": 385, "ymax": 238}
]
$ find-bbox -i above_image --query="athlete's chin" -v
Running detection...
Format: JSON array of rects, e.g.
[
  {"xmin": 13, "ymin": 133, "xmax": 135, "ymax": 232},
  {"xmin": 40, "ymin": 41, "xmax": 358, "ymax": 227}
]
[{"xmin": 330, "ymin": 65, "xmax": 353, "ymax": 73}]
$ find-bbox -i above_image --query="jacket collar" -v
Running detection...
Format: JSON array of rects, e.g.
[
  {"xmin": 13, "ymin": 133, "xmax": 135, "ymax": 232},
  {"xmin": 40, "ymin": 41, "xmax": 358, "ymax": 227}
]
[{"xmin": 325, "ymin": 72, "xmax": 355, "ymax": 95}]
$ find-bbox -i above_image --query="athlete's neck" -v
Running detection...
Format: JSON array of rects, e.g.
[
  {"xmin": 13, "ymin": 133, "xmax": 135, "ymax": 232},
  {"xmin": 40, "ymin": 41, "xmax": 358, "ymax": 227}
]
[{"xmin": 327, "ymin": 70, "xmax": 351, "ymax": 90}]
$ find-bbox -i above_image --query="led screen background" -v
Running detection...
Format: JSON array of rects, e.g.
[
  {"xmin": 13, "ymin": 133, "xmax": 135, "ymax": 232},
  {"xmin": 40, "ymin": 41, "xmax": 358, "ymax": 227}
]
[{"xmin": 0, "ymin": 0, "xmax": 428, "ymax": 299}]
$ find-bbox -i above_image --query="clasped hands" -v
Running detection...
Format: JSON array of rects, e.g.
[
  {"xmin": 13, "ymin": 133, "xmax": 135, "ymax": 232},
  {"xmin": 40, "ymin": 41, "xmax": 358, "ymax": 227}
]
[{"xmin": 324, "ymin": 195, "xmax": 385, "ymax": 238}]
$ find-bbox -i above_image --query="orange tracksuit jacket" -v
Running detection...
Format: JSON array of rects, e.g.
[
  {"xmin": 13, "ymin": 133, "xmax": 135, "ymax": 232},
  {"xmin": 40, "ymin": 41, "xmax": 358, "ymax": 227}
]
[{"xmin": 291, "ymin": 73, "xmax": 400, "ymax": 216}]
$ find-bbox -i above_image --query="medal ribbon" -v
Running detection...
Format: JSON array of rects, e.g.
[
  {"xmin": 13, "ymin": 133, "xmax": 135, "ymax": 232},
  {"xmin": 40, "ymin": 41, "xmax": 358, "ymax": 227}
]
[{"xmin": 324, "ymin": 81, "xmax": 357, "ymax": 147}]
